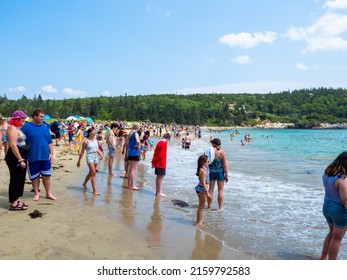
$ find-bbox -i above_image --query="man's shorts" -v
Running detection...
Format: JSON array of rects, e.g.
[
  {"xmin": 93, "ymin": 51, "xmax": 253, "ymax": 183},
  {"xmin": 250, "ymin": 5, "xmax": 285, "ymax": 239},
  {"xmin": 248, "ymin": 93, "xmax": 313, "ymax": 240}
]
[
  {"xmin": 28, "ymin": 160, "xmax": 52, "ymax": 180},
  {"xmin": 128, "ymin": 155, "xmax": 140, "ymax": 161},
  {"xmin": 108, "ymin": 146, "xmax": 116, "ymax": 158},
  {"xmin": 155, "ymin": 167, "xmax": 166, "ymax": 176},
  {"xmin": 55, "ymin": 132, "xmax": 61, "ymax": 139}
]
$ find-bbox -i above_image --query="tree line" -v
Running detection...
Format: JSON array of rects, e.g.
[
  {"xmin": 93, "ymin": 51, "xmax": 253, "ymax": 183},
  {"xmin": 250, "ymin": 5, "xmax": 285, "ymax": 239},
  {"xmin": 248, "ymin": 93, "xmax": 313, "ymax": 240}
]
[{"xmin": 1, "ymin": 87, "xmax": 346, "ymax": 126}]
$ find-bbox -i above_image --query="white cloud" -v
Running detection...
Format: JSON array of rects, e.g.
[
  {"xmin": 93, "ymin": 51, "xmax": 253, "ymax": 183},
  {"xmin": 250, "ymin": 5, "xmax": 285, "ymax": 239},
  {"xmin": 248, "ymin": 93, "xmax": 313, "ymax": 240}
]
[
  {"xmin": 101, "ymin": 90, "xmax": 111, "ymax": 97},
  {"xmin": 41, "ymin": 85, "xmax": 57, "ymax": 93},
  {"xmin": 7, "ymin": 86, "xmax": 26, "ymax": 93},
  {"xmin": 220, "ymin": 31, "xmax": 277, "ymax": 49},
  {"xmin": 296, "ymin": 63, "xmax": 308, "ymax": 71},
  {"xmin": 231, "ymin": 55, "xmax": 252, "ymax": 64},
  {"xmin": 325, "ymin": 0, "xmax": 347, "ymax": 9},
  {"xmin": 63, "ymin": 88, "xmax": 86, "ymax": 96},
  {"xmin": 286, "ymin": 12, "xmax": 347, "ymax": 52}
]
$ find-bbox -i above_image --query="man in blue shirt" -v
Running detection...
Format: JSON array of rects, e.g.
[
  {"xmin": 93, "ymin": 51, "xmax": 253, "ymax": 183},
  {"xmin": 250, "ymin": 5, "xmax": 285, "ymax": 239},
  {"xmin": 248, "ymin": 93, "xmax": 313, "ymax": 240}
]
[{"xmin": 21, "ymin": 109, "xmax": 56, "ymax": 201}]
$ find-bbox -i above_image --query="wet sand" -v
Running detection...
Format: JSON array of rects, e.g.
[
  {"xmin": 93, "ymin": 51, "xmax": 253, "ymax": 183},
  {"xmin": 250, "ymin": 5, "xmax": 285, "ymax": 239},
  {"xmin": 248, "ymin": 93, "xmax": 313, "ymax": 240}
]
[{"xmin": 0, "ymin": 144, "xmax": 249, "ymax": 260}]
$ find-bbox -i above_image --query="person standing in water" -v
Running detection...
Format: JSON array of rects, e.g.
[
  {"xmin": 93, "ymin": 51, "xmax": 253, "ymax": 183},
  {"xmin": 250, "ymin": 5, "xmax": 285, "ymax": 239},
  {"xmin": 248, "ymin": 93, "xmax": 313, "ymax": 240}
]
[
  {"xmin": 207, "ymin": 138, "xmax": 228, "ymax": 210},
  {"xmin": 195, "ymin": 154, "xmax": 211, "ymax": 226},
  {"xmin": 151, "ymin": 133, "xmax": 171, "ymax": 197},
  {"xmin": 320, "ymin": 151, "xmax": 347, "ymax": 260}
]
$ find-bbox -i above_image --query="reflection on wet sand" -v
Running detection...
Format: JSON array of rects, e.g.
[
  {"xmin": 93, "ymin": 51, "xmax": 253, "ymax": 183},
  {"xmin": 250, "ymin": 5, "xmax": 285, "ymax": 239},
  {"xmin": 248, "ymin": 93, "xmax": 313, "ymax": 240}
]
[
  {"xmin": 191, "ymin": 228, "xmax": 223, "ymax": 259},
  {"xmin": 118, "ymin": 177, "xmax": 137, "ymax": 226},
  {"xmin": 103, "ymin": 175, "xmax": 113, "ymax": 204},
  {"xmin": 146, "ymin": 197, "xmax": 163, "ymax": 248}
]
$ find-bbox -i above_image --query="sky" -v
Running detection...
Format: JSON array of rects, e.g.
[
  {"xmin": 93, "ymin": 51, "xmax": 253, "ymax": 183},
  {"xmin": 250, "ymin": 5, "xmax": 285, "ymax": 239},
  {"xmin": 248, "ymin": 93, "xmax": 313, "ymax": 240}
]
[{"xmin": 1, "ymin": 0, "xmax": 347, "ymax": 100}]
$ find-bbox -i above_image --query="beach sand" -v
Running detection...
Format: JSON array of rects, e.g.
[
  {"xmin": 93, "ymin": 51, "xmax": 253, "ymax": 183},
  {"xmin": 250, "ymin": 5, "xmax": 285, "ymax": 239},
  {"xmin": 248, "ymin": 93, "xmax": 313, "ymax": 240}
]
[{"xmin": 0, "ymin": 144, "xmax": 249, "ymax": 260}]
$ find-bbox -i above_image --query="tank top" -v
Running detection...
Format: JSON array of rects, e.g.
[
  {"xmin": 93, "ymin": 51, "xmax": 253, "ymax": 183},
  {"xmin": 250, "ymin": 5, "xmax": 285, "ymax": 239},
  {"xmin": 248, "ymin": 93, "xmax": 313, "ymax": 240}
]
[
  {"xmin": 86, "ymin": 138, "xmax": 98, "ymax": 154},
  {"xmin": 17, "ymin": 129, "xmax": 26, "ymax": 147},
  {"xmin": 209, "ymin": 150, "xmax": 224, "ymax": 173},
  {"xmin": 127, "ymin": 132, "xmax": 140, "ymax": 157},
  {"xmin": 323, "ymin": 173, "xmax": 343, "ymax": 204}
]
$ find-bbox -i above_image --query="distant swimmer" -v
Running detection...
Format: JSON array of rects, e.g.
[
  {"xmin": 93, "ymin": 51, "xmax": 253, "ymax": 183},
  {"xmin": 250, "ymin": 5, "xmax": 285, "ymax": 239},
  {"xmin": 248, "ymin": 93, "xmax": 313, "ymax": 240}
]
[{"xmin": 184, "ymin": 133, "xmax": 191, "ymax": 150}]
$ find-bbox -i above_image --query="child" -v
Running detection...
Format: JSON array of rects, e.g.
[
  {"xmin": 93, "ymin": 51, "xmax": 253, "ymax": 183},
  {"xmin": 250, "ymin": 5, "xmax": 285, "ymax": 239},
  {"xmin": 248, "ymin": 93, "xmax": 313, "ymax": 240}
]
[
  {"xmin": 195, "ymin": 155, "xmax": 211, "ymax": 227},
  {"xmin": 76, "ymin": 128, "xmax": 103, "ymax": 195}
]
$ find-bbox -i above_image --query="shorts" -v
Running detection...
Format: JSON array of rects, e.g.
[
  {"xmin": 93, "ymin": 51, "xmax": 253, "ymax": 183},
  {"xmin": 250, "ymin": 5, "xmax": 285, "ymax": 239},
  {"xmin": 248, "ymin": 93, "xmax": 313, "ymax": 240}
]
[
  {"xmin": 323, "ymin": 200, "xmax": 347, "ymax": 228},
  {"xmin": 209, "ymin": 171, "xmax": 225, "ymax": 181},
  {"xmin": 28, "ymin": 160, "xmax": 52, "ymax": 180},
  {"xmin": 128, "ymin": 155, "xmax": 140, "ymax": 161},
  {"xmin": 155, "ymin": 167, "xmax": 166, "ymax": 176},
  {"xmin": 86, "ymin": 153, "xmax": 98, "ymax": 164},
  {"xmin": 108, "ymin": 146, "xmax": 116, "ymax": 157},
  {"xmin": 55, "ymin": 132, "xmax": 61, "ymax": 139},
  {"xmin": 2, "ymin": 134, "xmax": 7, "ymax": 142},
  {"xmin": 195, "ymin": 185, "xmax": 206, "ymax": 194}
]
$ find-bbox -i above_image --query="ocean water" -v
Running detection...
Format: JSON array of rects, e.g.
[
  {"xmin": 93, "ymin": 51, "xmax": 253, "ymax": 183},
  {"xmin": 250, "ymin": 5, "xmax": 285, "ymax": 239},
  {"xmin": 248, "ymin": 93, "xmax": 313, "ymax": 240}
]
[
  {"xmin": 72, "ymin": 128, "xmax": 347, "ymax": 259},
  {"xmin": 141, "ymin": 129, "xmax": 347, "ymax": 260}
]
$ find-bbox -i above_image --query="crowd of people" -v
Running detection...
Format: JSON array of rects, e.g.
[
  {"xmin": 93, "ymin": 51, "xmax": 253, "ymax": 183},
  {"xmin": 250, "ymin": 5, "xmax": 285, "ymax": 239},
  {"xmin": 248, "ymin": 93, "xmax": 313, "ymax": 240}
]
[{"xmin": 2, "ymin": 109, "xmax": 347, "ymax": 259}]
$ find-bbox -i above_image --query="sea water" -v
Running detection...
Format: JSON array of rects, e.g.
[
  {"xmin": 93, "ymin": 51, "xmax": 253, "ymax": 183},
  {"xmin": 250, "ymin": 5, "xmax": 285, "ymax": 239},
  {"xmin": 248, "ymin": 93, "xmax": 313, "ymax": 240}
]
[
  {"xmin": 141, "ymin": 129, "xmax": 347, "ymax": 260},
  {"xmin": 74, "ymin": 129, "xmax": 347, "ymax": 259}
]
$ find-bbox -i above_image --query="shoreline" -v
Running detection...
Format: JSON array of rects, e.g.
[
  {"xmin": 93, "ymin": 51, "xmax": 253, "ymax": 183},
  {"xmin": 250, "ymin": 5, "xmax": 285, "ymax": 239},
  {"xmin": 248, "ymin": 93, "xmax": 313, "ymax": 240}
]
[
  {"xmin": 0, "ymin": 144, "xmax": 249, "ymax": 260},
  {"xmin": 201, "ymin": 122, "xmax": 347, "ymax": 130}
]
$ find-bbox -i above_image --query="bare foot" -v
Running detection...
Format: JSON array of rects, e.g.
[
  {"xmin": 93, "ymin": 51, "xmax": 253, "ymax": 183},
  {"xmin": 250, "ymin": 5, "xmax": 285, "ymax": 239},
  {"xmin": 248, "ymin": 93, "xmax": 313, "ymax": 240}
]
[
  {"xmin": 156, "ymin": 192, "xmax": 166, "ymax": 197},
  {"xmin": 108, "ymin": 173, "xmax": 118, "ymax": 177},
  {"xmin": 32, "ymin": 194, "xmax": 40, "ymax": 201},
  {"xmin": 196, "ymin": 222, "xmax": 203, "ymax": 227},
  {"xmin": 92, "ymin": 191, "xmax": 100, "ymax": 195},
  {"xmin": 83, "ymin": 184, "xmax": 89, "ymax": 190},
  {"xmin": 46, "ymin": 193, "xmax": 56, "ymax": 200},
  {"xmin": 129, "ymin": 186, "xmax": 140, "ymax": 191}
]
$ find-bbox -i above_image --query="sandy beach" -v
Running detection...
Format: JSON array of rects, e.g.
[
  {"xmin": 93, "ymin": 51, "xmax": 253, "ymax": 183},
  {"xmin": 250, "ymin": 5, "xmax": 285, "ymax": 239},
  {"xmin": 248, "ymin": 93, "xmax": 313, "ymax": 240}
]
[{"xmin": 0, "ymin": 143, "xmax": 249, "ymax": 260}]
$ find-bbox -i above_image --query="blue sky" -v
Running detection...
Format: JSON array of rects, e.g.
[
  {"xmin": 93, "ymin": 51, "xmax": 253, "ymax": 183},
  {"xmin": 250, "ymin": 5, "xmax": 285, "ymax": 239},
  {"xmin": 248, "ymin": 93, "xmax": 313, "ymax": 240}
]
[{"xmin": 1, "ymin": 0, "xmax": 347, "ymax": 100}]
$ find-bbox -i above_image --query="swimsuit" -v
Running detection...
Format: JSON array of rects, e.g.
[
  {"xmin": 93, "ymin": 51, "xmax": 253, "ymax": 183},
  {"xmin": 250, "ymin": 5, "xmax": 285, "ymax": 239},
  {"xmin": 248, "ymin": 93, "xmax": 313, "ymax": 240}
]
[{"xmin": 209, "ymin": 151, "xmax": 225, "ymax": 181}]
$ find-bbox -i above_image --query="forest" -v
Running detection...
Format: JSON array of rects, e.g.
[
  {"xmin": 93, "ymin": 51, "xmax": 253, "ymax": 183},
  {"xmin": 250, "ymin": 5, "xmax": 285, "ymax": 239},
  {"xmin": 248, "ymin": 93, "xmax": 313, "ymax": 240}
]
[{"xmin": 1, "ymin": 87, "xmax": 346, "ymax": 127}]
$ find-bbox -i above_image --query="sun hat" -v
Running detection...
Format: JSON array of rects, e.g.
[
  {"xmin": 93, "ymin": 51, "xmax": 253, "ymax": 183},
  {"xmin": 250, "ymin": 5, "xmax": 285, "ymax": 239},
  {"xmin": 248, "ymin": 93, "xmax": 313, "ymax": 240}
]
[{"xmin": 12, "ymin": 110, "xmax": 27, "ymax": 119}]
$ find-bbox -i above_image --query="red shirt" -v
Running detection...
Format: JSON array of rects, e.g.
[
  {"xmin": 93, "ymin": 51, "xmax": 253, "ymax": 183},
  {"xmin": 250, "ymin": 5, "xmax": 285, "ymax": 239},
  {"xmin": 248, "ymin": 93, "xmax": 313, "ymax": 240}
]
[{"xmin": 151, "ymin": 140, "xmax": 167, "ymax": 168}]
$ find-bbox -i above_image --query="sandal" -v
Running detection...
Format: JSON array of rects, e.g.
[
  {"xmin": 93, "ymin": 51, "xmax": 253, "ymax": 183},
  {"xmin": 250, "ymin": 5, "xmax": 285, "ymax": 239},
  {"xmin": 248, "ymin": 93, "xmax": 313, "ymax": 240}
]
[{"xmin": 10, "ymin": 201, "xmax": 28, "ymax": 211}]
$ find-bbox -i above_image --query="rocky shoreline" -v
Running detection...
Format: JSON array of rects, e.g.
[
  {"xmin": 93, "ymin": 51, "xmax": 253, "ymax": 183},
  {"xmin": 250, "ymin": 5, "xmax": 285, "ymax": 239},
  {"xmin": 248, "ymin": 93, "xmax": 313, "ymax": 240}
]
[{"xmin": 250, "ymin": 122, "xmax": 347, "ymax": 129}]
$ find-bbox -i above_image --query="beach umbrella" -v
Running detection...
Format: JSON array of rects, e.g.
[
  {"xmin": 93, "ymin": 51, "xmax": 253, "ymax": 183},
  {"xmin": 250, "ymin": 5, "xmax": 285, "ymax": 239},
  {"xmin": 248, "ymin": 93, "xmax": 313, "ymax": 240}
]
[
  {"xmin": 85, "ymin": 117, "xmax": 93, "ymax": 123},
  {"xmin": 66, "ymin": 116, "xmax": 78, "ymax": 121},
  {"xmin": 44, "ymin": 114, "xmax": 52, "ymax": 121}
]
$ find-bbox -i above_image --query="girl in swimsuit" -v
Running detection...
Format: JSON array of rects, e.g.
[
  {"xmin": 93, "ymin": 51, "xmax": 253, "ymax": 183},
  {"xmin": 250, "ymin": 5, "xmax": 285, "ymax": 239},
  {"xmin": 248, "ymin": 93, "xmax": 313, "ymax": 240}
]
[{"xmin": 195, "ymin": 155, "xmax": 211, "ymax": 227}]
